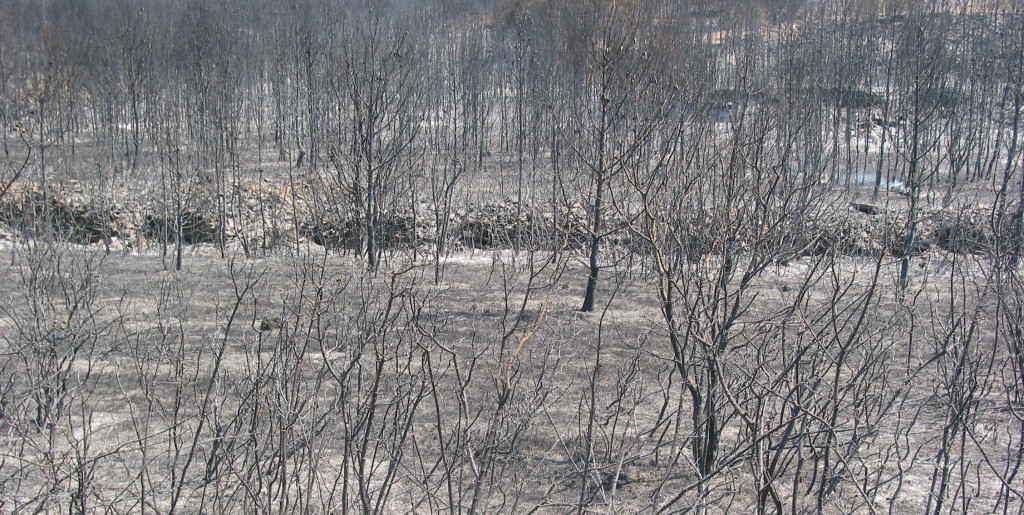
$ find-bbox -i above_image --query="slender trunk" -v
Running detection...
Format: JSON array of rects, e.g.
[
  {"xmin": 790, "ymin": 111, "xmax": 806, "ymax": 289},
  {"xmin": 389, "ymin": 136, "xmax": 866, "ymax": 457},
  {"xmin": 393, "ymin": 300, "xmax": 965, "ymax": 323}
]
[
  {"xmin": 899, "ymin": 106, "xmax": 922, "ymax": 297},
  {"xmin": 581, "ymin": 175, "xmax": 603, "ymax": 312},
  {"xmin": 366, "ymin": 161, "xmax": 376, "ymax": 271},
  {"xmin": 39, "ymin": 104, "xmax": 48, "ymax": 220},
  {"xmin": 175, "ymin": 190, "xmax": 183, "ymax": 271},
  {"xmin": 1006, "ymin": 28, "xmax": 1024, "ymax": 268},
  {"xmin": 581, "ymin": 89, "xmax": 609, "ymax": 312}
]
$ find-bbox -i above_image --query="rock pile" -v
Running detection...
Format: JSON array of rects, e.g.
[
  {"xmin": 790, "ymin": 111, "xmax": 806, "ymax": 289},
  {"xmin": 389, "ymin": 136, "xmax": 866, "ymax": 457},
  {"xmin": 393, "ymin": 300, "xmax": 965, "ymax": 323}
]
[
  {"xmin": 796, "ymin": 204, "xmax": 998, "ymax": 257},
  {"xmin": 925, "ymin": 207, "xmax": 995, "ymax": 255},
  {"xmin": 300, "ymin": 200, "xmax": 591, "ymax": 252},
  {"xmin": 143, "ymin": 210, "xmax": 218, "ymax": 245},
  {"xmin": 0, "ymin": 182, "xmax": 144, "ymax": 245}
]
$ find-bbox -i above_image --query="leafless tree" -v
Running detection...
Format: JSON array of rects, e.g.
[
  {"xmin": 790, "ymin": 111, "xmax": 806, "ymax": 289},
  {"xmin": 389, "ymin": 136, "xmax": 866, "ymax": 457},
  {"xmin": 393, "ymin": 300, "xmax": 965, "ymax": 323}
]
[
  {"xmin": 560, "ymin": 1, "xmax": 674, "ymax": 312},
  {"xmin": 327, "ymin": 8, "xmax": 423, "ymax": 272}
]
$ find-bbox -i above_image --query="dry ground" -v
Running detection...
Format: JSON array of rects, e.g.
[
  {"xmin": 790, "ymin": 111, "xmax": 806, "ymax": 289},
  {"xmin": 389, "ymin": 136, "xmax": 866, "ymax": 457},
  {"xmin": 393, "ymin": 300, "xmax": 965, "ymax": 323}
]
[{"xmin": 0, "ymin": 240, "xmax": 1020, "ymax": 513}]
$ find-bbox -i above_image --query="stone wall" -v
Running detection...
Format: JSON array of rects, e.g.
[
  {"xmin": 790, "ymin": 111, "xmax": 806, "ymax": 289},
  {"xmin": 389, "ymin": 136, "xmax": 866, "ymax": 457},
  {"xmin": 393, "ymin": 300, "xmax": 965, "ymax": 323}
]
[{"xmin": 0, "ymin": 181, "xmax": 1002, "ymax": 258}]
